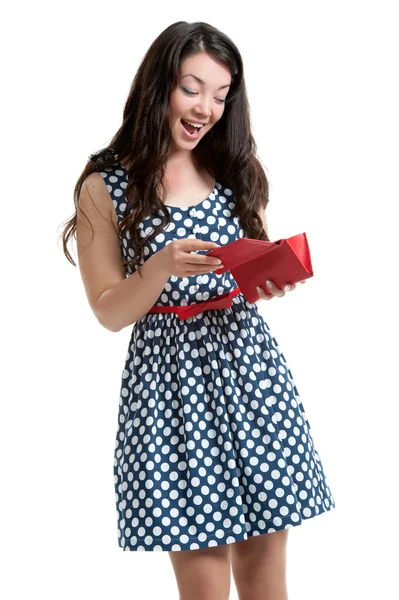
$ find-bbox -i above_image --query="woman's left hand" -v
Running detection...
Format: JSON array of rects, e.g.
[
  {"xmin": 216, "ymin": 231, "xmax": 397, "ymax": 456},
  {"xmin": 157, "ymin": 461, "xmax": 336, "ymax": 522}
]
[{"xmin": 256, "ymin": 280, "xmax": 306, "ymax": 301}]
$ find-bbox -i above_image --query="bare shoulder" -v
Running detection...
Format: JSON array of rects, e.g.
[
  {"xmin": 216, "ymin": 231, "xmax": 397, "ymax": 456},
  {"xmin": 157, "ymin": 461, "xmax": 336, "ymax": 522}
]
[
  {"xmin": 258, "ymin": 207, "xmax": 267, "ymax": 231},
  {"xmin": 79, "ymin": 172, "xmax": 118, "ymax": 231}
]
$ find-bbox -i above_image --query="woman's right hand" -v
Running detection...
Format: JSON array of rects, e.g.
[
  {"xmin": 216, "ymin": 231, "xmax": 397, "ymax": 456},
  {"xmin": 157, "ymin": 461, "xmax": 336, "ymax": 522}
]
[{"xmin": 157, "ymin": 238, "xmax": 224, "ymax": 278}]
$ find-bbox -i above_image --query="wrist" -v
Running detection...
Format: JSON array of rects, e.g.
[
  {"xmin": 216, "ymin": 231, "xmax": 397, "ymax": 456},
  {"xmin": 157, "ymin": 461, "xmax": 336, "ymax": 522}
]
[{"xmin": 146, "ymin": 248, "xmax": 170, "ymax": 278}]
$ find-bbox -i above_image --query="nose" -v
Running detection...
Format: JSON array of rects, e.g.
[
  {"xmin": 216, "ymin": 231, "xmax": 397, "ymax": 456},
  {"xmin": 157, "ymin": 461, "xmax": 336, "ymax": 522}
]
[{"xmin": 194, "ymin": 97, "xmax": 212, "ymax": 120}]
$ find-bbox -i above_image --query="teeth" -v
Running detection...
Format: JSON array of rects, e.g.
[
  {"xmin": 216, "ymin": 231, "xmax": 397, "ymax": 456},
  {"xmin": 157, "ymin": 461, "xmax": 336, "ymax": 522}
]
[{"xmin": 183, "ymin": 119, "xmax": 204, "ymax": 128}]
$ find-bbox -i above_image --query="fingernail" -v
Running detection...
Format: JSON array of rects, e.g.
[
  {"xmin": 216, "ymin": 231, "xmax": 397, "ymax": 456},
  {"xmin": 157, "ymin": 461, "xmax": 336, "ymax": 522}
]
[
  {"xmin": 266, "ymin": 280, "xmax": 273, "ymax": 288},
  {"xmin": 284, "ymin": 285, "xmax": 291, "ymax": 291}
]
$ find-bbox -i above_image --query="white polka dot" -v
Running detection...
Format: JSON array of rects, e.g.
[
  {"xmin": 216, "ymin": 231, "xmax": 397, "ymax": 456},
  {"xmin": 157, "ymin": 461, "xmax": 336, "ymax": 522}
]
[{"xmin": 100, "ymin": 164, "xmax": 336, "ymax": 551}]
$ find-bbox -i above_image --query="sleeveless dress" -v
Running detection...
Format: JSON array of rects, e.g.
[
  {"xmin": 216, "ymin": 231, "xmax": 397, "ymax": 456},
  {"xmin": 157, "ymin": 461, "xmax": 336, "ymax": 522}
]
[{"xmin": 101, "ymin": 163, "xmax": 336, "ymax": 552}]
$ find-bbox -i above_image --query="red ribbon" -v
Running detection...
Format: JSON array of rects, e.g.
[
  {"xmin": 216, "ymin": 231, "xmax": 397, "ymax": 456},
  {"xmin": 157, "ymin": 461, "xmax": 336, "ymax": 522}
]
[{"xmin": 148, "ymin": 287, "xmax": 241, "ymax": 320}]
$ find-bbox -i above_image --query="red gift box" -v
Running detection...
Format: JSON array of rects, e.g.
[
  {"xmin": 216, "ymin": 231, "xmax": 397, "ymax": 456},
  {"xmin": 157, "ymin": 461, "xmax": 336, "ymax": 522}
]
[{"xmin": 205, "ymin": 232, "xmax": 313, "ymax": 304}]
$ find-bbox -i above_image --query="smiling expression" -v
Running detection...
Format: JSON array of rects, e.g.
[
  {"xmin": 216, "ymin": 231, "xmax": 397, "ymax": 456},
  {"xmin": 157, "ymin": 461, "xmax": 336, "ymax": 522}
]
[{"xmin": 168, "ymin": 51, "xmax": 231, "ymax": 152}]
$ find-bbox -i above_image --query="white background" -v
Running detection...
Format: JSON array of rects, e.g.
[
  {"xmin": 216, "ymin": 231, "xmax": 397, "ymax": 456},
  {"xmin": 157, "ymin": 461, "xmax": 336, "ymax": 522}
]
[{"xmin": 2, "ymin": 1, "xmax": 398, "ymax": 598}]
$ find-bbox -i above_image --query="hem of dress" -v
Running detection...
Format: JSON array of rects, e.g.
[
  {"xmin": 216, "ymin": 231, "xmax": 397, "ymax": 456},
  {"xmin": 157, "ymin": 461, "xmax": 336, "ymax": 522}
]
[{"xmin": 117, "ymin": 500, "xmax": 336, "ymax": 552}]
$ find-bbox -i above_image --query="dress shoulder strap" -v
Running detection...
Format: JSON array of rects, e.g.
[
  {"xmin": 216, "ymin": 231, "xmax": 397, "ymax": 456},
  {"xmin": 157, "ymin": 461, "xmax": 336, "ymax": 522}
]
[{"xmin": 100, "ymin": 164, "xmax": 129, "ymax": 228}]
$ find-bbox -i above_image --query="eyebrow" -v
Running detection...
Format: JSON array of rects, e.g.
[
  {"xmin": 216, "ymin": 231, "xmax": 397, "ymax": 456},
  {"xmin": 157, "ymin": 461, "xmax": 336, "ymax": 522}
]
[{"xmin": 180, "ymin": 73, "xmax": 231, "ymax": 90}]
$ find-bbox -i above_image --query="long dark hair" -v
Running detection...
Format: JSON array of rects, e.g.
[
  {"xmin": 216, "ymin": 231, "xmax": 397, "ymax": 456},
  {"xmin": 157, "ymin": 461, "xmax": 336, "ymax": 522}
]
[{"xmin": 59, "ymin": 21, "xmax": 271, "ymax": 277}]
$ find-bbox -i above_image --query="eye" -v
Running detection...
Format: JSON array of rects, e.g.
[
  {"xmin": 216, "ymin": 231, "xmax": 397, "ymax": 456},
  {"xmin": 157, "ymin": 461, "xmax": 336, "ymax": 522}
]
[{"xmin": 181, "ymin": 87, "xmax": 226, "ymax": 104}]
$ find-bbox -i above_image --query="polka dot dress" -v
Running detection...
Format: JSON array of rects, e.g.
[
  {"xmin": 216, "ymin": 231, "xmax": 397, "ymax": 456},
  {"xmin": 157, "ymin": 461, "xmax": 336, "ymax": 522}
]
[{"xmin": 101, "ymin": 163, "xmax": 336, "ymax": 552}]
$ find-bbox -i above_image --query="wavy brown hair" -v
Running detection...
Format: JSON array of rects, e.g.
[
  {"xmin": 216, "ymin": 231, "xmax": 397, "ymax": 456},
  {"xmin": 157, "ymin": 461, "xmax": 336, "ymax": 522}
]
[{"xmin": 59, "ymin": 21, "xmax": 271, "ymax": 278}]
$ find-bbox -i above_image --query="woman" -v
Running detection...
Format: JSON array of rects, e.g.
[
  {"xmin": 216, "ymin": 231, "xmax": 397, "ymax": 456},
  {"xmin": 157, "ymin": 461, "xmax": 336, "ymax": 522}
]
[{"xmin": 60, "ymin": 20, "xmax": 335, "ymax": 600}]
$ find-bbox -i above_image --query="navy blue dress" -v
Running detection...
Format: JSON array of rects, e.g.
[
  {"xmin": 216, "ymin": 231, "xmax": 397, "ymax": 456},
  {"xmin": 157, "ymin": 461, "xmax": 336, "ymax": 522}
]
[{"xmin": 101, "ymin": 163, "xmax": 336, "ymax": 552}]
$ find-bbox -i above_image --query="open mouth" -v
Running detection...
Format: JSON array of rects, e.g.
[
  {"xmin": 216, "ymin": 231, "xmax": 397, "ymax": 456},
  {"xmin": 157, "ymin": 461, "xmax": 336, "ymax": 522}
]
[{"xmin": 181, "ymin": 119, "xmax": 203, "ymax": 138}]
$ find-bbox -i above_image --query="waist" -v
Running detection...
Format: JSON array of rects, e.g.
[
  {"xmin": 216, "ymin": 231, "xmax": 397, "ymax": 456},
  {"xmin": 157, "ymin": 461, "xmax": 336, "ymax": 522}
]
[{"xmin": 148, "ymin": 287, "xmax": 242, "ymax": 321}]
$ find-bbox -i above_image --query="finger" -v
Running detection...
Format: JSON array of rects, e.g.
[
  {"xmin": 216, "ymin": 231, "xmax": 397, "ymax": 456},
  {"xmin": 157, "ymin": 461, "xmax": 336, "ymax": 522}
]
[
  {"xmin": 266, "ymin": 280, "xmax": 285, "ymax": 297},
  {"xmin": 187, "ymin": 252, "xmax": 223, "ymax": 269},
  {"xmin": 256, "ymin": 286, "xmax": 272, "ymax": 300},
  {"xmin": 185, "ymin": 240, "xmax": 221, "ymax": 252}
]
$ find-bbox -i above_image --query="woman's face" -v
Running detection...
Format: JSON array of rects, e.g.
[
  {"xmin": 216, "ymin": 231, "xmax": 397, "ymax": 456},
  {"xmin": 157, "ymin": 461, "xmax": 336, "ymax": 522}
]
[{"xmin": 168, "ymin": 51, "xmax": 231, "ymax": 154}]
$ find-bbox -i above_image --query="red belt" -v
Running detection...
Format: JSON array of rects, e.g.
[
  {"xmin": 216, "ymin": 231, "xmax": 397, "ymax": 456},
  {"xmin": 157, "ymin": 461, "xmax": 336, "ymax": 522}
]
[{"xmin": 148, "ymin": 287, "xmax": 241, "ymax": 321}]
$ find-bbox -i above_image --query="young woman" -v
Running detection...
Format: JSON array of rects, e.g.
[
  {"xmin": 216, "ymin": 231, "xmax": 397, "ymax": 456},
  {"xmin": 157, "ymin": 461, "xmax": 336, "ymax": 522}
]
[{"xmin": 61, "ymin": 21, "xmax": 335, "ymax": 600}]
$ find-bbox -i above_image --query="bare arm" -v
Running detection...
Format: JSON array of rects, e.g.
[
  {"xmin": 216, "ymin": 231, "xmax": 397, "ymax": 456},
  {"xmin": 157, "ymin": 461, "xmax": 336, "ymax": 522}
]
[
  {"xmin": 76, "ymin": 173, "xmax": 170, "ymax": 332},
  {"xmin": 259, "ymin": 207, "xmax": 268, "ymax": 236},
  {"xmin": 96, "ymin": 254, "xmax": 170, "ymax": 332}
]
